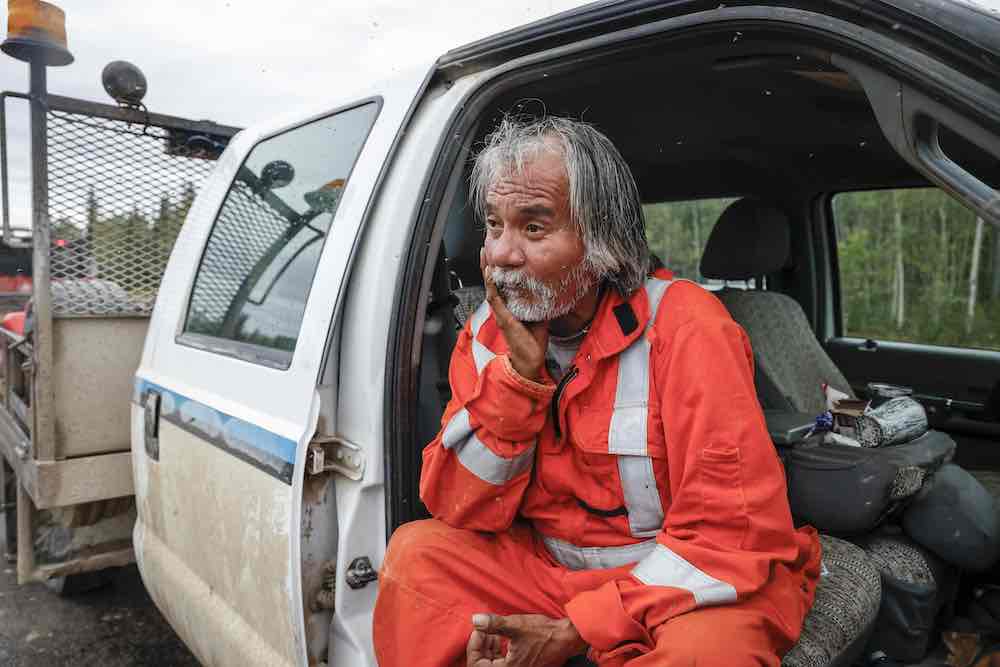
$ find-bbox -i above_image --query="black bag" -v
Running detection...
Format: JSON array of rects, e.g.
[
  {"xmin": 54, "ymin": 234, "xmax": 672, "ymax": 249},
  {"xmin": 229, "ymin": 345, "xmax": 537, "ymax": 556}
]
[
  {"xmin": 902, "ymin": 463, "xmax": 1000, "ymax": 572},
  {"xmin": 855, "ymin": 534, "xmax": 958, "ymax": 663},
  {"xmin": 781, "ymin": 431, "xmax": 955, "ymax": 535}
]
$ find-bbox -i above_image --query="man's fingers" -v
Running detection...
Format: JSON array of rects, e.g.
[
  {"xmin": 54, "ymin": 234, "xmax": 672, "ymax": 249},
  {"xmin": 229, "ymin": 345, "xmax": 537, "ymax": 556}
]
[
  {"xmin": 482, "ymin": 271, "xmax": 516, "ymax": 331},
  {"xmin": 467, "ymin": 629, "xmax": 487, "ymax": 656},
  {"xmin": 526, "ymin": 320, "xmax": 550, "ymax": 349},
  {"xmin": 467, "ymin": 628, "xmax": 507, "ymax": 667},
  {"xmin": 472, "ymin": 613, "xmax": 520, "ymax": 638},
  {"xmin": 487, "ymin": 633, "xmax": 503, "ymax": 657}
]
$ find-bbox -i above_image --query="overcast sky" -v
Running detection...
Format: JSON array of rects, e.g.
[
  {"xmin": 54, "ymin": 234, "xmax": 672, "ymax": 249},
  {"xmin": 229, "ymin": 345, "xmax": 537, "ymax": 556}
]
[
  {"xmin": 3, "ymin": 0, "xmax": 999, "ymax": 232},
  {"xmin": 0, "ymin": 0, "xmax": 589, "ymax": 231},
  {"xmin": 1, "ymin": 0, "xmax": 590, "ymax": 124}
]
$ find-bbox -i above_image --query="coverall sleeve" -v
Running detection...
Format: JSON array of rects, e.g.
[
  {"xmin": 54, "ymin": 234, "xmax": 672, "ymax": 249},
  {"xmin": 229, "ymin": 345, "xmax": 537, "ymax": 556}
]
[
  {"xmin": 565, "ymin": 314, "xmax": 818, "ymax": 662},
  {"xmin": 420, "ymin": 320, "xmax": 555, "ymax": 531}
]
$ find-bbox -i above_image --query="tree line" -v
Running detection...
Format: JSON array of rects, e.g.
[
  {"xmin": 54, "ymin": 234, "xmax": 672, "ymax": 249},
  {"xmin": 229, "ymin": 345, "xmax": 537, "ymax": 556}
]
[
  {"xmin": 50, "ymin": 184, "xmax": 196, "ymax": 294},
  {"xmin": 47, "ymin": 185, "xmax": 1000, "ymax": 354},
  {"xmin": 643, "ymin": 189, "xmax": 1000, "ymax": 352},
  {"xmin": 833, "ymin": 189, "xmax": 998, "ymax": 350}
]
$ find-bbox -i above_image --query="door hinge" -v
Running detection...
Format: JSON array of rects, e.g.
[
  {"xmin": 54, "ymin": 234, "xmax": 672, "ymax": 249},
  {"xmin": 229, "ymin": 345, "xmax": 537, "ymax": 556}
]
[
  {"xmin": 345, "ymin": 556, "xmax": 377, "ymax": 589},
  {"xmin": 307, "ymin": 435, "xmax": 365, "ymax": 480}
]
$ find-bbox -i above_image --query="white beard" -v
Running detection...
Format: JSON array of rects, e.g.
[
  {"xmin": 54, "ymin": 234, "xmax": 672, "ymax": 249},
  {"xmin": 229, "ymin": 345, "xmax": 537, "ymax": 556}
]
[{"xmin": 490, "ymin": 261, "xmax": 595, "ymax": 322}]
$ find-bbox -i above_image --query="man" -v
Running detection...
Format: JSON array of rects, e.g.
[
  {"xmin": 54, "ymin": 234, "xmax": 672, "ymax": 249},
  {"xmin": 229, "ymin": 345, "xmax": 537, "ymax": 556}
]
[{"xmin": 373, "ymin": 117, "xmax": 820, "ymax": 667}]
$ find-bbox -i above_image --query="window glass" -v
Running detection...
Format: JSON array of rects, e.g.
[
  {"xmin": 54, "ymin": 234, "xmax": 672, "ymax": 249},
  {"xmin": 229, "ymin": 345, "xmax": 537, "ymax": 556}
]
[
  {"xmin": 644, "ymin": 197, "xmax": 738, "ymax": 287},
  {"xmin": 184, "ymin": 102, "xmax": 379, "ymax": 364},
  {"xmin": 833, "ymin": 188, "xmax": 1000, "ymax": 351}
]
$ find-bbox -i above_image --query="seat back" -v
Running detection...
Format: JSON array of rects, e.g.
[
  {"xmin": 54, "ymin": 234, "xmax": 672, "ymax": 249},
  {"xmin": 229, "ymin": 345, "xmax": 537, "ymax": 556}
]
[
  {"xmin": 700, "ymin": 199, "xmax": 853, "ymax": 415},
  {"xmin": 716, "ymin": 289, "xmax": 852, "ymax": 415}
]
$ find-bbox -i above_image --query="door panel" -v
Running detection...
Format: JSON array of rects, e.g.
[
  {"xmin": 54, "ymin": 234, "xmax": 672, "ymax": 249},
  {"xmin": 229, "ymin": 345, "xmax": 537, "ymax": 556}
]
[
  {"xmin": 827, "ymin": 337, "xmax": 1000, "ymax": 410},
  {"xmin": 131, "ymin": 62, "xmax": 434, "ymax": 667},
  {"xmin": 132, "ymin": 399, "xmax": 304, "ymax": 665},
  {"xmin": 827, "ymin": 336, "xmax": 1000, "ymax": 470}
]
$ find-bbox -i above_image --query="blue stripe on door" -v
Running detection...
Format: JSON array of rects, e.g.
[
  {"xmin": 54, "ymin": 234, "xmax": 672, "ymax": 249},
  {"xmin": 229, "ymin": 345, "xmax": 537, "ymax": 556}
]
[{"xmin": 134, "ymin": 377, "xmax": 297, "ymax": 484}]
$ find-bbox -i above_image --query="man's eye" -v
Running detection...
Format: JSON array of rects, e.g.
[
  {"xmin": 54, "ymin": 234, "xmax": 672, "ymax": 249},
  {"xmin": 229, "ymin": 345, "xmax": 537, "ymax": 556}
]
[{"xmin": 526, "ymin": 224, "xmax": 544, "ymax": 234}]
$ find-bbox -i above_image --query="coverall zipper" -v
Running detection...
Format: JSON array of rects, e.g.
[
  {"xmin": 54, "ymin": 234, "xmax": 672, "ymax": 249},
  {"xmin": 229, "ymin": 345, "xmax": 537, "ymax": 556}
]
[{"xmin": 551, "ymin": 365, "xmax": 579, "ymax": 440}]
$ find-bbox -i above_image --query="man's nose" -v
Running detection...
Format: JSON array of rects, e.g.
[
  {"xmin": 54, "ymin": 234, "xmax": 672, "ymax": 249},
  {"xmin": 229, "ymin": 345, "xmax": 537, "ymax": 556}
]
[{"xmin": 487, "ymin": 228, "xmax": 525, "ymax": 268}]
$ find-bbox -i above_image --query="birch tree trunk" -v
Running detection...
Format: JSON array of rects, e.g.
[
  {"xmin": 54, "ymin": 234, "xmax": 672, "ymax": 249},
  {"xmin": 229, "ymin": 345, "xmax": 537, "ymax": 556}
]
[
  {"xmin": 967, "ymin": 216, "xmax": 985, "ymax": 335},
  {"xmin": 933, "ymin": 204, "xmax": 948, "ymax": 327},
  {"xmin": 992, "ymin": 228, "xmax": 1000, "ymax": 301},
  {"xmin": 692, "ymin": 203, "xmax": 702, "ymax": 262},
  {"xmin": 893, "ymin": 191, "xmax": 905, "ymax": 329}
]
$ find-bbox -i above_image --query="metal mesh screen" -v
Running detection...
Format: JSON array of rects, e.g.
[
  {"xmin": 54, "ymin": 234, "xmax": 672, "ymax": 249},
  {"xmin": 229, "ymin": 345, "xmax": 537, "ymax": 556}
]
[
  {"xmin": 185, "ymin": 177, "xmax": 296, "ymax": 330},
  {"xmin": 45, "ymin": 106, "xmax": 227, "ymax": 316}
]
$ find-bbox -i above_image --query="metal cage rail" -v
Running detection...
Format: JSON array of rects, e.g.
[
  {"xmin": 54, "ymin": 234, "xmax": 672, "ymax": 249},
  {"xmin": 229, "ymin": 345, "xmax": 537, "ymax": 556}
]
[
  {"xmin": 0, "ymin": 75, "xmax": 241, "ymax": 585},
  {"xmin": 1, "ymin": 91, "xmax": 241, "ymax": 316}
]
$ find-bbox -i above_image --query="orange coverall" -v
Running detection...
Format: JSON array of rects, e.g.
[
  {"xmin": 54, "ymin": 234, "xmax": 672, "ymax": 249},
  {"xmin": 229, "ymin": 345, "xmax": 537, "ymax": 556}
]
[{"xmin": 374, "ymin": 272, "xmax": 821, "ymax": 666}]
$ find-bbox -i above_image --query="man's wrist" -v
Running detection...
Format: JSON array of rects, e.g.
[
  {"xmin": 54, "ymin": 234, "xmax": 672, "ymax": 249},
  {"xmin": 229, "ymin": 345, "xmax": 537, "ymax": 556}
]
[
  {"xmin": 499, "ymin": 355, "xmax": 555, "ymax": 397},
  {"xmin": 557, "ymin": 618, "xmax": 589, "ymax": 656},
  {"xmin": 511, "ymin": 359, "xmax": 543, "ymax": 383}
]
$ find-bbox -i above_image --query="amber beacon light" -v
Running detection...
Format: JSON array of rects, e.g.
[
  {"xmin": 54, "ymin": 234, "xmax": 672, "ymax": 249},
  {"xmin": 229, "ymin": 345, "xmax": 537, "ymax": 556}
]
[{"xmin": 1, "ymin": 0, "xmax": 74, "ymax": 66}]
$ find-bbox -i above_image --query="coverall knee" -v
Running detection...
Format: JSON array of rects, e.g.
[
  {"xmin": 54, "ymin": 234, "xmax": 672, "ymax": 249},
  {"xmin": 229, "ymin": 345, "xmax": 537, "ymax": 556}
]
[
  {"xmin": 625, "ymin": 601, "xmax": 794, "ymax": 667},
  {"xmin": 373, "ymin": 519, "xmax": 801, "ymax": 667}
]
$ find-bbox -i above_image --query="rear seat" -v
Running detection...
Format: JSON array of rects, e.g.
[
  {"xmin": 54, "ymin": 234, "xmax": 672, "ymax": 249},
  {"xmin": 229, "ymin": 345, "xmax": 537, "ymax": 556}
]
[
  {"xmin": 698, "ymin": 198, "xmax": 852, "ymax": 414},
  {"xmin": 698, "ymin": 198, "xmax": 971, "ymax": 663}
]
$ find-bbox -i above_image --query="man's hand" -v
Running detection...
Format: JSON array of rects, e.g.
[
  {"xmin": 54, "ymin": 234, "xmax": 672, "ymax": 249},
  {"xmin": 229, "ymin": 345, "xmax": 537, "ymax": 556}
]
[
  {"xmin": 481, "ymin": 249, "xmax": 549, "ymax": 382},
  {"xmin": 466, "ymin": 613, "xmax": 588, "ymax": 667}
]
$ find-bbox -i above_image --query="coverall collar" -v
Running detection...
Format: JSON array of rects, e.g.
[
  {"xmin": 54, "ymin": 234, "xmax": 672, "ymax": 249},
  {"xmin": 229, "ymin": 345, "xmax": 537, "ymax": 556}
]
[{"xmin": 585, "ymin": 268, "xmax": 674, "ymax": 361}]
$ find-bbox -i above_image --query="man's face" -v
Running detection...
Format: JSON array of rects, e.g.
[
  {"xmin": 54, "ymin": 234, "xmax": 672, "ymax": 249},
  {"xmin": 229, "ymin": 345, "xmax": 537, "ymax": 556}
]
[{"xmin": 483, "ymin": 150, "xmax": 593, "ymax": 322}]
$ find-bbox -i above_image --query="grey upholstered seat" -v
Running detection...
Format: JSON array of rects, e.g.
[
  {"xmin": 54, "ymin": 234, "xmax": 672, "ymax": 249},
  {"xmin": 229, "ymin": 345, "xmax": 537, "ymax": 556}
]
[
  {"xmin": 453, "ymin": 285, "xmax": 486, "ymax": 328},
  {"xmin": 850, "ymin": 534, "xmax": 957, "ymax": 662},
  {"xmin": 700, "ymin": 199, "xmax": 965, "ymax": 664},
  {"xmin": 782, "ymin": 535, "xmax": 881, "ymax": 667},
  {"xmin": 699, "ymin": 199, "xmax": 854, "ymax": 415},
  {"xmin": 714, "ymin": 291, "xmax": 853, "ymax": 415}
]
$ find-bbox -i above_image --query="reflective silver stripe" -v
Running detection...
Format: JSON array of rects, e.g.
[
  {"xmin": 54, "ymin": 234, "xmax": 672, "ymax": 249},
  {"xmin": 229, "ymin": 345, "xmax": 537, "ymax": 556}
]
[
  {"xmin": 608, "ymin": 277, "xmax": 671, "ymax": 456},
  {"xmin": 469, "ymin": 300, "xmax": 495, "ymax": 373},
  {"xmin": 631, "ymin": 543, "xmax": 738, "ymax": 606},
  {"xmin": 618, "ymin": 455, "xmax": 663, "ymax": 537},
  {"xmin": 470, "ymin": 300, "xmax": 491, "ymax": 335},
  {"xmin": 543, "ymin": 535, "xmax": 657, "ymax": 571},
  {"xmin": 442, "ymin": 407, "xmax": 534, "ymax": 485},
  {"xmin": 610, "ymin": 277, "xmax": 672, "ymax": 537},
  {"xmin": 472, "ymin": 340, "xmax": 495, "ymax": 374}
]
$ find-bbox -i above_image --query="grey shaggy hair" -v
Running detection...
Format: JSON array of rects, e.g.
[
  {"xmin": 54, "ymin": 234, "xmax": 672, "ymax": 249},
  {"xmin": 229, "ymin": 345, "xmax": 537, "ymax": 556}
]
[{"xmin": 470, "ymin": 115, "xmax": 651, "ymax": 296}]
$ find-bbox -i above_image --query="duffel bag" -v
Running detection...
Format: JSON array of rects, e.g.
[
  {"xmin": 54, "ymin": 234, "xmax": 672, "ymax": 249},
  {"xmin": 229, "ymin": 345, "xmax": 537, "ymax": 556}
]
[
  {"xmin": 854, "ymin": 534, "xmax": 958, "ymax": 663},
  {"xmin": 902, "ymin": 463, "xmax": 1000, "ymax": 572},
  {"xmin": 782, "ymin": 431, "xmax": 955, "ymax": 535}
]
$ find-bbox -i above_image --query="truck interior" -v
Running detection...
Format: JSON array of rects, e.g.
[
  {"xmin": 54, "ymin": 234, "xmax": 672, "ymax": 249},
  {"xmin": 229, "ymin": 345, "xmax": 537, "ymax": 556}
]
[{"xmin": 386, "ymin": 19, "xmax": 1000, "ymax": 667}]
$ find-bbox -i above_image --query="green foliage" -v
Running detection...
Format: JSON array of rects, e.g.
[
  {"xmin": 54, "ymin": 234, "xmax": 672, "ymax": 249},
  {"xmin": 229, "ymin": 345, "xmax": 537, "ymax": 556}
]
[
  {"xmin": 643, "ymin": 198, "xmax": 735, "ymax": 282},
  {"xmin": 833, "ymin": 189, "xmax": 999, "ymax": 351},
  {"xmin": 643, "ymin": 189, "xmax": 1000, "ymax": 353},
  {"xmin": 77, "ymin": 183, "xmax": 195, "ymax": 292}
]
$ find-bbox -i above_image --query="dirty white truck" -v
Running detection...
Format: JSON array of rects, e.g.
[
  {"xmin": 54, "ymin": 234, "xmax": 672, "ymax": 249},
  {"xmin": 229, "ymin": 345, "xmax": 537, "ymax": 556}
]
[{"xmin": 9, "ymin": 0, "xmax": 1000, "ymax": 666}]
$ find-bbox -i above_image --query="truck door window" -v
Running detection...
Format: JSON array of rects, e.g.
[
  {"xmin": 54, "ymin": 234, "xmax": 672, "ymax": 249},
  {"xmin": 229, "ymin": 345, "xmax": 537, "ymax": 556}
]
[
  {"xmin": 182, "ymin": 102, "xmax": 378, "ymax": 367},
  {"xmin": 833, "ymin": 188, "xmax": 1000, "ymax": 351}
]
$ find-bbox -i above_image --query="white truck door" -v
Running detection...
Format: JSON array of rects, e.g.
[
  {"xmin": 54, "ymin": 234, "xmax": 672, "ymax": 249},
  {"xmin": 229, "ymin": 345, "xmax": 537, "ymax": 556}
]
[{"xmin": 130, "ymin": 64, "xmax": 433, "ymax": 667}]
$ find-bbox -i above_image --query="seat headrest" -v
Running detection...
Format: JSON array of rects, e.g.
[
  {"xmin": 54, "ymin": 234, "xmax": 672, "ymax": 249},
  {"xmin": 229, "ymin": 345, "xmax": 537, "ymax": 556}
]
[{"xmin": 699, "ymin": 198, "xmax": 791, "ymax": 281}]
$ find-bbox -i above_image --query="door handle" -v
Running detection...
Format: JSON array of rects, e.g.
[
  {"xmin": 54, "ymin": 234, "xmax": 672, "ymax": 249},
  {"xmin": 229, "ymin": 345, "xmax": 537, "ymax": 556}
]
[
  {"xmin": 144, "ymin": 391, "xmax": 161, "ymax": 461},
  {"xmin": 858, "ymin": 338, "xmax": 879, "ymax": 352}
]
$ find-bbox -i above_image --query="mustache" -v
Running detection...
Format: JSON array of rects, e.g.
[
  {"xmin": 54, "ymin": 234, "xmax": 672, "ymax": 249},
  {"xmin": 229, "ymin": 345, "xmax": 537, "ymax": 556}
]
[
  {"xmin": 489, "ymin": 267, "xmax": 531, "ymax": 288},
  {"xmin": 489, "ymin": 268, "xmax": 556, "ymax": 297}
]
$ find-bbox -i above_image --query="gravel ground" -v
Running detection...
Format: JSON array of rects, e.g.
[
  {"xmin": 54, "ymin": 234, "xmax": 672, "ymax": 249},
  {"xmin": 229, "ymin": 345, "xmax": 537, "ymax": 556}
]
[{"xmin": 0, "ymin": 514, "xmax": 200, "ymax": 667}]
